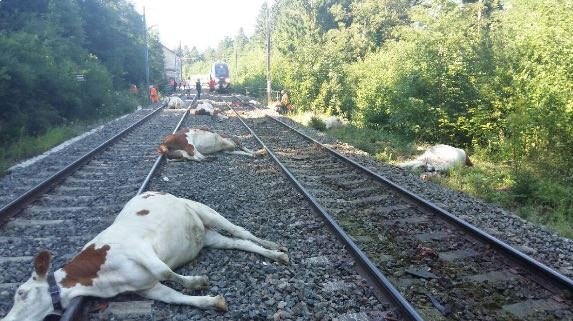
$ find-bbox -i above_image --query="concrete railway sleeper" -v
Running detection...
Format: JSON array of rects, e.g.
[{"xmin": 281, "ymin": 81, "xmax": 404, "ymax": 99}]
[{"xmin": 223, "ymin": 96, "xmax": 573, "ymax": 321}]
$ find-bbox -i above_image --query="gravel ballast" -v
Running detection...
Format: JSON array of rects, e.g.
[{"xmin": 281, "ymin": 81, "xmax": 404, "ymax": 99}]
[
  {"xmin": 0, "ymin": 108, "xmax": 186, "ymax": 318},
  {"xmin": 264, "ymin": 109, "xmax": 573, "ymax": 279},
  {"xmin": 117, "ymin": 106, "xmax": 394, "ymax": 321},
  {"xmin": 0, "ymin": 108, "xmax": 157, "ymax": 209}
]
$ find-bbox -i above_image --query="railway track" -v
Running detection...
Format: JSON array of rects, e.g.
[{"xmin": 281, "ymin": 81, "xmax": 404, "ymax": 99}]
[
  {"xmin": 76, "ymin": 93, "xmax": 396, "ymax": 321},
  {"xmin": 0, "ymin": 96, "xmax": 194, "ymax": 320},
  {"xmin": 0, "ymin": 106, "xmax": 161, "ymax": 211},
  {"xmin": 224, "ymin": 97, "xmax": 573, "ymax": 321},
  {"xmin": 2, "ymin": 92, "xmax": 572, "ymax": 321}
]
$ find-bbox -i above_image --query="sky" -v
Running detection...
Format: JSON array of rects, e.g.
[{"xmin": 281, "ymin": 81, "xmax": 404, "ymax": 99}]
[{"xmin": 131, "ymin": 0, "xmax": 271, "ymax": 51}]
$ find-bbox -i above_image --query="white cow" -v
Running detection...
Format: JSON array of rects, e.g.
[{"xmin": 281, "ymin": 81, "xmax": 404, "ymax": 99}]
[
  {"xmin": 157, "ymin": 127, "xmax": 265, "ymax": 162},
  {"xmin": 399, "ymin": 144, "xmax": 473, "ymax": 172},
  {"xmin": 192, "ymin": 102, "xmax": 228, "ymax": 120},
  {"xmin": 323, "ymin": 116, "xmax": 345, "ymax": 129},
  {"xmin": 0, "ymin": 192, "xmax": 288, "ymax": 321},
  {"xmin": 167, "ymin": 96, "xmax": 185, "ymax": 109}
]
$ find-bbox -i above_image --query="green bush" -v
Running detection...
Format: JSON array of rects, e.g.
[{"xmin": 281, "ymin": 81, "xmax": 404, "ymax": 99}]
[
  {"xmin": 0, "ymin": 0, "xmax": 165, "ymax": 156},
  {"xmin": 308, "ymin": 116, "xmax": 326, "ymax": 131}
]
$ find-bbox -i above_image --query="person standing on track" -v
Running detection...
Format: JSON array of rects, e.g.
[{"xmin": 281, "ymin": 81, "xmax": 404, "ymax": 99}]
[{"xmin": 196, "ymin": 78, "xmax": 202, "ymax": 100}]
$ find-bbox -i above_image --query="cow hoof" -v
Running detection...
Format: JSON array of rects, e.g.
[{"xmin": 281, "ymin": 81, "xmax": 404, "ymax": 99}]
[
  {"xmin": 215, "ymin": 295, "xmax": 228, "ymax": 311},
  {"xmin": 255, "ymin": 149, "xmax": 267, "ymax": 158},
  {"xmin": 277, "ymin": 253, "xmax": 289, "ymax": 265}
]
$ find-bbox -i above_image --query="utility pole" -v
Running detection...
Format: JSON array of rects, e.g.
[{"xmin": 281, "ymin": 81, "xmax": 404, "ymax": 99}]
[
  {"xmin": 234, "ymin": 36, "xmax": 238, "ymax": 79},
  {"xmin": 143, "ymin": 7, "xmax": 150, "ymax": 104},
  {"xmin": 266, "ymin": 0, "xmax": 272, "ymax": 106},
  {"xmin": 179, "ymin": 40, "xmax": 183, "ymax": 83}
]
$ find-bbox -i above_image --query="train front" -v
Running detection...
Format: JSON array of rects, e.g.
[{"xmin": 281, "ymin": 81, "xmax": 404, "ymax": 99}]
[{"xmin": 212, "ymin": 62, "xmax": 230, "ymax": 91}]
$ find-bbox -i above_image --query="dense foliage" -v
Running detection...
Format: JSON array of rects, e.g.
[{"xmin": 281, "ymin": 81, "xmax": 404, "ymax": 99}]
[
  {"xmin": 0, "ymin": 0, "xmax": 165, "ymax": 147},
  {"xmin": 184, "ymin": 0, "xmax": 573, "ymax": 232},
  {"xmin": 187, "ymin": 0, "xmax": 572, "ymax": 174}
]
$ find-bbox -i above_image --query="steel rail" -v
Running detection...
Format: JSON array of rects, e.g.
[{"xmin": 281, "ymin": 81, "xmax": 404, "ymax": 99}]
[
  {"xmin": 225, "ymin": 102, "xmax": 425, "ymax": 321},
  {"xmin": 137, "ymin": 95, "xmax": 197, "ymax": 195},
  {"xmin": 0, "ymin": 105, "xmax": 166, "ymax": 224},
  {"xmin": 59, "ymin": 95, "xmax": 196, "ymax": 321},
  {"xmin": 264, "ymin": 113, "xmax": 573, "ymax": 294}
]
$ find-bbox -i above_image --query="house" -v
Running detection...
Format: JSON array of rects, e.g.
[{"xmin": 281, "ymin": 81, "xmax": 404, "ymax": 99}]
[{"xmin": 162, "ymin": 45, "xmax": 182, "ymax": 82}]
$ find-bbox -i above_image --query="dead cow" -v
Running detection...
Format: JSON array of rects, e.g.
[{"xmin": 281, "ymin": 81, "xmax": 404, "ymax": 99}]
[
  {"xmin": 167, "ymin": 96, "xmax": 185, "ymax": 109},
  {"xmin": 323, "ymin": 116, "xmax": 344, "ymax": 129},
  {"xmin": 399, "ymin": 144, "xmax": 473, "ymax": 172},
  {"xmin": 0, "ymin": 192, "xmax": 288, "ymax": 321},
  {"xmin": 157, "ymin": 127, "xmax": 265, "ymax": 162},
  {"xmin": 192, "ymin": 102, "xmax": 228, "ymax": 120}
]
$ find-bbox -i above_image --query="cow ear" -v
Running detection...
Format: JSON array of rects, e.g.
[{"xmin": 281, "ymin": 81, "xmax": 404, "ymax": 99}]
[{"xmin": 34, "ymin": 250, "xmax": 51, "ymax": 278}]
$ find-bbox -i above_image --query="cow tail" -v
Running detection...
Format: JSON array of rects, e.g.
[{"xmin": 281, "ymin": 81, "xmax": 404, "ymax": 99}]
[{"xmin": 465, "ymin": 154, "xmax": 474, "ymax": 167}]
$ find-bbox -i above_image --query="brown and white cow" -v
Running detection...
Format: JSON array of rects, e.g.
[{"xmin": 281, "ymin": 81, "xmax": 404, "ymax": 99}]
[
  {"xmin": 399, "ymin": 144, "xmax": 473, "ymax": 172},
  {"xmin": 157, "ymin": 127, "xmax": 265, "ymax": 162},
  {"xmin": 0, "ymin": 192, "xmax": 288, "ymax": 321}
]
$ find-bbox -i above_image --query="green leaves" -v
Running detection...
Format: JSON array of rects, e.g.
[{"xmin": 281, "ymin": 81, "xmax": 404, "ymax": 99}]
[{"xmin": 0, "ymin": 0, "xmax": 154, "ymax": 147}]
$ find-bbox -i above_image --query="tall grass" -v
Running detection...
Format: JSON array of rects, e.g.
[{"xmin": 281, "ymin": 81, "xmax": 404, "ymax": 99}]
[{"xmin": 0, "ymin": 125, "xmax": 87, "ymax": 175}]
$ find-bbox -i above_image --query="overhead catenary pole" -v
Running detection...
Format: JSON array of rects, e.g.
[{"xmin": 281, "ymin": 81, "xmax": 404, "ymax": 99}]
[
  {"xmin": 266, "ymin": 0, "xmax": 272, "ymax": 106},
  {"xmin": 143, "ymin": 7, "xmax": 150, "ymax": 104},
  {"xmin": 234, "ymin": 35, "xmax": 238, "ymax": 79},
  {"xmin": 179, "ymin": 40, "xmax": 183, "ymax": 82}
]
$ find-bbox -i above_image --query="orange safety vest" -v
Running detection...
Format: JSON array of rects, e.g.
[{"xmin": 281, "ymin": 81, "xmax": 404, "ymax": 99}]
[{"xmin": 149, "ymin": 87, "xmax": 159, "ymax": 102}]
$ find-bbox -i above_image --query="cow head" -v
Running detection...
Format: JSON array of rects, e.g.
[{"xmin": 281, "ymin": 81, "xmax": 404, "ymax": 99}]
[
  {"xmin": 157, "ymin": 144, "xmax": 169, "ymax": 155},
  {"xmin": 1, "ymin": 251, "xmax": 57, "ymax": 321}
]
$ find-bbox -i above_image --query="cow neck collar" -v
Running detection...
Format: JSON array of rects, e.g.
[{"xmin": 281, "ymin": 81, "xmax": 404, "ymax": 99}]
[{"xmin": 47, "ymin": 271, "xmax": 64, "ymax": 315}]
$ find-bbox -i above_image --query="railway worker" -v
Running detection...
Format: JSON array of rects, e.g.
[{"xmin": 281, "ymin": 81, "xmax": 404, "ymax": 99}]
[
  {"xmin": 149, "ymin": 85, "xmax": 159, "ymax": 104},
  {"xmin": 276, "ymin": 90, "xmax": 291, "ymax": 114},
  {"xmin": 209, "ymin": 76, "xmax": 216, "ymax": 92},
  {"xmin": 172, "ymin": 80, "xmax": 178, "ymax": 94},
  {"xmin": 196, "ymin": 78, "xmax": 202, "ymax": 100}
]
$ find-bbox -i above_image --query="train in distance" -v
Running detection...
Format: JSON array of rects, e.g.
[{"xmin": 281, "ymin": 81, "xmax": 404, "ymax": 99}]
[{"xmin": 210, "ymin": 62, "xmax": 231, "ymax": 92}]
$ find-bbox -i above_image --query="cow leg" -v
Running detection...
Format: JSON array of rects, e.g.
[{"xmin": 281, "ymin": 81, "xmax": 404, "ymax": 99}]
[
  {"xmin": 165, "ymin": 149, "xmax": 196, "ymax": 162},
  {"xmin": 135, "ymin": 250, "xmax": 209, "ymax": 289},
  {"xmin": 187, "ymin": 150, "xmax": 208, "ymax": 162},
  {"xmin": 204, "ymin": 230, "xmax": 288, "ymax": 264},
  {"xmin": 137, "ymin": 283, "xmax": 227, "ymax": 311},
  {"xmin": 216, "ymin": 136, "xmax": 255, "ymax": 157},
  {"xmin": 224, "ymin": 150, "xmax": 255, "ymax": 157},
  {"xmin": 195, "ymin": 206, "xmax": 283, "ymax": 251}
]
